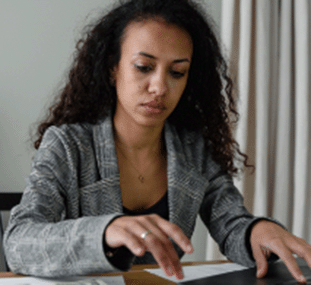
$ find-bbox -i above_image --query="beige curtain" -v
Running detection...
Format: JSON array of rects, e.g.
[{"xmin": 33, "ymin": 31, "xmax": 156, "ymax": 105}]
[
  {"xmin": 205, "ymin": 0, "xmax": 311, "ymax": 261},
  {"xmin": 201, "ymin": 0, "xmax": 311, "ymax": 261}
]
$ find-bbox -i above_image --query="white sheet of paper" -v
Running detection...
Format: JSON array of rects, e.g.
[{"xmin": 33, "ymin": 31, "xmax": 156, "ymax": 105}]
[
  {"xmin": 145, "ymin": 262, "xmax": 250, "ymax": 283},
  {"xmin": 0, "ymin": 275, "xmax": 125, "ymax": 285}
]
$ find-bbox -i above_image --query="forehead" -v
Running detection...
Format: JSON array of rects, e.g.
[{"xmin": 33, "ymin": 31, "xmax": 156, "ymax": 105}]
[{"xmin": 120, "ymin": 19, "xmax": 193, "ymax": 59}]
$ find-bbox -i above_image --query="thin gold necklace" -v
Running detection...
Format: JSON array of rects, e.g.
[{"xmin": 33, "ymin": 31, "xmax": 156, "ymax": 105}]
[{"xmin": 116, "ymin": 144, "xmax": 156, "ymax": 183}]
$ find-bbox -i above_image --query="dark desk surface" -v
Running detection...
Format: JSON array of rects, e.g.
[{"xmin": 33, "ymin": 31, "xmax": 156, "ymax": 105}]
[{"xmin": 0, "ymin": 260, "xmax": 228, "ymax": 284}]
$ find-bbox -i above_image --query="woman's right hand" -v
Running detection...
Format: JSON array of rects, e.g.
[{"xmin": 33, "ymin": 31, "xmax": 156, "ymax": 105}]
[{"xmin": 105, "ymin": 214, "xmax": 193, "ymax": 280}]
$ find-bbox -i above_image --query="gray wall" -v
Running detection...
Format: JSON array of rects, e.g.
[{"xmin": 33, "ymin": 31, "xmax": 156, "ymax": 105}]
[{"xmin": 0, "ymin": 0, "xmax": 222, "ymax": 262}]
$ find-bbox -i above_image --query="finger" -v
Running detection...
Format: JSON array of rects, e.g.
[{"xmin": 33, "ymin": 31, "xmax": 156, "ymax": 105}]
[
  {"xmin": 121, "ymin": 229, "xmax": 147, "ymax": 256},
  {"xmin": 282, "ymin": 255, "xmax": 306, "ymax": 283},
  {"xmin": 287, "ymin": 237, "xmax": 311, "ymax": 270},
  {"xmin": 251, "ymin": 243, "xmax": 269, "ymax": 278},
  {"xmin": 108, "ymin": 215, "xmax": 187, "ymax": 279},
  {"xmin": 106, "ymin": 226, "xmax": 147, "ymax": 256},
  {"xmin": 141, "ymin": 228, "xmax": 184, "ymax": 279},
  {"xmin": 143, "ymin": 215, "xmax": 190, "ymax": 279},
  {"xmin": 106, "ymin": 216, "xmax": 184, "ymax": 278},
  {"xmin": 267, "ymin": 240, "xmax": 306, "ymax": 283},
  {"xmin": 300, "ymin": 244, "xmax": 311, "ymax": 270},
  {"xmin": 123, "ymin": 221, "xmax": 181, "ymax": 279},
  {"xmin": 149, "ymin": 215, "xmax": 193, "ymax": 254}
]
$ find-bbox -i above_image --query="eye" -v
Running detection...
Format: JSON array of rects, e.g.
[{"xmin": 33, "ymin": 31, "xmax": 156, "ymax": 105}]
[
  {"xmin": 135, "ymin": 64, "xmax": 153, "ymax": 73},
  {"xmin": 170, "ymin": 70, "xmax": 186, "ymax": 79}
]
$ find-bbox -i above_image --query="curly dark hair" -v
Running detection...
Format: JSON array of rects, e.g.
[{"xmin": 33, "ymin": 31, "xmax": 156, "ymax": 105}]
[{"xmin": 33, "ymin": 0, "xmax": 252, "ymax": 176}]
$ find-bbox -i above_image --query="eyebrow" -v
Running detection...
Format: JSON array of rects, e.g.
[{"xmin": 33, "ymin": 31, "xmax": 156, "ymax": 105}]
[{"xmin": 137, "ymin": 52, "xmax": 190, "ymax": 63}]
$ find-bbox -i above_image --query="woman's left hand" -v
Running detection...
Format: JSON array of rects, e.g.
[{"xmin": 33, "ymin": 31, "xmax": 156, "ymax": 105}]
[{"xmin": 250, "ymin": 220, "xmax": 311, "ymax": 283}]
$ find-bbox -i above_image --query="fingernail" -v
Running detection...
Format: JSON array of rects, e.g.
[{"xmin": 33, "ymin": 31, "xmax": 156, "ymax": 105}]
[
  {"xmin": 298, "ymin": 275, "xmax": 306, "ymax": 283},
  {"xmin": 186, "ymin": 245, "xmax": 193, "ymax": 253},
  {"xmin": 136, "ymin": 247, "xmax": 143, "ymax": 255},
  {"xmin": 166, "ymin": 266, "xmax": 173, "ymax": 276},
  {"xmin": 176, "ymin": 269, "xmax": 184, "ymax": 280},
  {"xmin": 256, "ymin": 269, "xmax": 263, "ymax": 277}
]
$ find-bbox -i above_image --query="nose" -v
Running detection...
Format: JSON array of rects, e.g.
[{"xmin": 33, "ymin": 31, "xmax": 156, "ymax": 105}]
[{"xmin": 148, "ymin": 70, "xmax": 168, "ymax": 97}]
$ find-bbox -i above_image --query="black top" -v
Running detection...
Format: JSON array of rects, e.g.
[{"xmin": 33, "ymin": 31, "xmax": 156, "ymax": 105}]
[{"xmin": 123, "ymin": 191, "xmax": 169, "ymax": 220}]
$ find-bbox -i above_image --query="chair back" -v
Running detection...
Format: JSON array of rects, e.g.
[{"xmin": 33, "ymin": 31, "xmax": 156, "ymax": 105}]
[{"xmin": 0, "ymin": 193, "xmax": 23, "ymax": 272}]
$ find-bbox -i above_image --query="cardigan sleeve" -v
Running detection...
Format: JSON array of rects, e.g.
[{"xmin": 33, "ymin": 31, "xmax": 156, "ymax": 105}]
[
  {"xmin": 3, "ymin": 126, "xmax": 134, "ymax": 277},
  {"xmin": 199, "ymin": 171, "xmax": 281, "ymax": 267}
]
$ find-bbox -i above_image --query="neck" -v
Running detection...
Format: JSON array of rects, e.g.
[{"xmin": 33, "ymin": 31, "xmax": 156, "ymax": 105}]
[{"xmin": 113, "ymin": 116, "xmax": 165, "ymax": 156}]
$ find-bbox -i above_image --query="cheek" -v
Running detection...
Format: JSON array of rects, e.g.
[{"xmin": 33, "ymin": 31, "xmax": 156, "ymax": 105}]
[
  {"xmin": 137, "ymin": 77, "xmax": 151, "ymax": 93},
  {"xmin": 117, "ymin": 74, "xmax": 140, "ymax": 94}
]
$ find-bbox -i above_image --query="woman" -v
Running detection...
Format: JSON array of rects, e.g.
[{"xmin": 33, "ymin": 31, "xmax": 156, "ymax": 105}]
[{"xmin": 4, "ymin": 0, "xmax": 311, "ymax": 282}]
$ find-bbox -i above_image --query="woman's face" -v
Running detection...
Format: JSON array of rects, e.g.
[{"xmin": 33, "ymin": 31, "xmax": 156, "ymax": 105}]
[{"xmin": 113, "ymin": 18, "xmax": 193, "ymax": 129}]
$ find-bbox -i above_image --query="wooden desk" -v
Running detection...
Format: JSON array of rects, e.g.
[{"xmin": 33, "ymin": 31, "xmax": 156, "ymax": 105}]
[{"xmin": 0, "ymin": 260, "xmax": 228, "ymax": 284}]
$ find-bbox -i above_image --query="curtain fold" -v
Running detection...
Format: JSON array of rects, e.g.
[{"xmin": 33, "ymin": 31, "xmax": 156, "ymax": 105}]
[
  {"xmin": 206, "ymin": 0, "xmax": 311, "ymax": 261},
  {"xmin": 253, "ymin": 0, "xmax": 271, "ymax": 217},
  {"xmin": 273, "ymin": 0, "xmax": 295, "ymax": 227},
  {"xmin": 292, "ymin": 0, "xmax": 310, "ymax": 238}
]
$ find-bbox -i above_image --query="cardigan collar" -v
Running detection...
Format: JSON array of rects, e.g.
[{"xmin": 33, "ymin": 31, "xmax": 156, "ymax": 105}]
[{"xmin": 92, "ymin": 115, "xmax": 208, "ymax": 237}]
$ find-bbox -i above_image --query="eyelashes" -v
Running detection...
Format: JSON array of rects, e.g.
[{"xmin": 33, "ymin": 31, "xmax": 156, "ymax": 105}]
[
  {"xmin": 170, "ymin": 70, "xmax": 186, "ymax": 79},
  {"xmin": 134, "ymin": 64, "xmax": 186, "ymax": 79},
  {"xmin": 135, "ymin": 64, "xmax": 152, "ymax": 73}
]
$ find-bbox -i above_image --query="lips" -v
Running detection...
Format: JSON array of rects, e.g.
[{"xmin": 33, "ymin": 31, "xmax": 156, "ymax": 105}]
[
  {"xmin": 142, "ymin": 101, "xmax": 166, "ymax": 110},
  {"xmin": 142, "ymin": 100, "xmax": 166, "ymax": 114}
]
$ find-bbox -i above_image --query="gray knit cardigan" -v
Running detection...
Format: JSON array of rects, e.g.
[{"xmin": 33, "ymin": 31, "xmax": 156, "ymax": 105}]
[{"xmin": 4, "ymin": 115, "xmax": 266, "ymax": 277}]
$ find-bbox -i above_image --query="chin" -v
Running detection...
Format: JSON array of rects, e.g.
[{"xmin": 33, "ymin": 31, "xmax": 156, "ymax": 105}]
[{"xmin": 136, "ymin": 115, "xmax": 166, "ymax": 128}]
